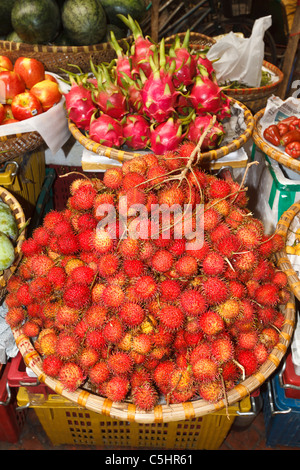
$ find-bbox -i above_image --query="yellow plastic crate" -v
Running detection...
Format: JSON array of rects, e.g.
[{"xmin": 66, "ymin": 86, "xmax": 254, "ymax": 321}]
[
  {"xmin": 0, "ymin": 150, "xmax": 45, "ymax": 218},
  {"xmin": 17, "ymin": 387, "xmax": 251, "ymax": 449}
]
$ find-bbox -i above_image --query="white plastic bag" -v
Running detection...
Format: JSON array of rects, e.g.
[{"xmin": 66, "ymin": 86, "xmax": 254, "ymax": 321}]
[{"xmin": 206, "ymin": 16, "xmax": 272, "ymax": 87}]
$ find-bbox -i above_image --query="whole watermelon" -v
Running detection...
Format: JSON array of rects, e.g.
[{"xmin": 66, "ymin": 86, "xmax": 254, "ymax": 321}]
[
  {"xmin": 11, "ymin": 0, "xmax": 61, "ymax": 44},
  {"xmin": 61, "ymin": 0, "xmax": 107, "ymax": 45},
  {"xmin": 100, "ymin": 0, "xmax": 147, "ymax": 28},
  {"xmin": 0, "ymin": 0, "xmax": 16, "ymax": 36}
]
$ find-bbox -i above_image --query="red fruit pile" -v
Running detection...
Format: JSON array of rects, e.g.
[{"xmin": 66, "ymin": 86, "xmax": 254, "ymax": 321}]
[
  {"xmin": 65, "ymin": 16, "xmax": 229, "ymax": 154},
  {"xmin": 6, "ymin": 147, "xmax": 289, "ymax": 410}
]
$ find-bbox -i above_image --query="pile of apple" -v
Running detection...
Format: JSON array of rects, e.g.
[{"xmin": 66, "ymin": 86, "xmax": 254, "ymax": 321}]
[{"xmin": 0, "ymin": 55, "xmax": 62, "ymax": 124}]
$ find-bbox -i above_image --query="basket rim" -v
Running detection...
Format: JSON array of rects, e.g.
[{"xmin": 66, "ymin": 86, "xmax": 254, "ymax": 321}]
[
  {"xmin": 223, "ymin": 60, "xmax": 283, "ymax": 97},
  {"xmin": 68, "ymin": 98, "xmax": 255, "ymax": 164},
  {"xmin": 275, "ymin": 200, "xmax": 300, "ymax": 300},
  {"xmin": 12, "ymin": 296, "xmax": 295, "ymax": 423},
  {"xmin": 253, "ymin": 108, "xmax": 300, "ymax": 174}
]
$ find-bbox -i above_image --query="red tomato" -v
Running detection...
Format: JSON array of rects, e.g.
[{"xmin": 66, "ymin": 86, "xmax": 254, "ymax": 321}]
[
  {"xmin": 0, "ymin": 103, "xmax": 5, "ymax": 123},
  {"xmin": 0, "ymin": 56, "xmax": 13, "ymax": 71},
  {"xmin": 14, "ymin": 57, "xmax": 45, "ymax": 89},
  {"xmin": 11, "ymin": 91, "xmax": 43, "ymax": 121},
  {"xmin": 30, "ymin": 79, "xmax": 62, "ymax": 111},
  {"xmin": 0, "ymin": 71, "xmax": 26, "ymax": 104}
]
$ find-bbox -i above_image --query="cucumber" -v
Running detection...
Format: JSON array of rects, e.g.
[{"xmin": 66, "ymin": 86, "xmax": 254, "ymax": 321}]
[
  {"xmin": 11, "ymin": 0, "xmax": 61, "ymax": 44},
  {"xmin": 61, "ymin": 0, "xmax": 107, "ymax": 46}
]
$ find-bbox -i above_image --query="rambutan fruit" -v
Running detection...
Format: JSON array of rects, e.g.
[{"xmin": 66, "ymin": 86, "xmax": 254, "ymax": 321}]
[
  {"xmin": 192, "ymin": 357, "xmax": 219, "ymax": 382},
  {"xmin": 235, "ymin": 225, "xmax": 262, "ymax": 250},
  {"xmin": 42, "ymin": 354, "xmax": 63, "ymax": 377},
  {"xmin": 89, "ymin": 361, "xmax": 110, "ymax": 386},
  {"xmin": 225, "ymin": 207, "xmax": 246, "ymax": 229},
  {"xmin": 202, "ymin": 251, "xmax": 225, "ymax": 276},
  {"xmin": 151, "ymin": 325, "xmax": 174, "ymax": 348},
  {"xmin": 169, "ymin": 386, "xmax": 197, "ymax": 404},
  {"xmin": 119, "ymin": 302, "xmax": 145, "ymax": 327},
  {"xmin": 101, "ymin": 285, "xmax": 125, "ymax": 309},
  {"xmin": 122, "ymin": 171, "xmax": 146, "ymax": 191},
  {"xmin": 235, "ymin": 349, "xmax": 258, "ymax": 376},
  {"xmin": 26, "ymin": 302, "xmax": 42, "ymax": 318},
  {"xmin": 189, "ymin": 341, "xmax": 211, "ymax": 364},
  {"xmin": 271, "ymin": 233, "xmax": 285, "ymax": 253},
  {"xmin": 105, "ymin": 376, "xmax": 130, "ymax": 402},
  {"xmin": 43, "ymin": 210, "xmax": 66, "ymax": 232},
  {"xmin": 22, "ymin": 320, "xmax": 41, "ymax": 337},
  {"xmin": 151, "ymin": 249, "xmax": 174, "ymax": 273},
  {"xmin": 63, "ymin": 283, "xmax": 91, "ymax": 309},
  {"xmin": 175, "ymin": 254, "xmax": 198, "ymax": 278},
  {"xmin": 206, "ymin": 179, "xmax": 232, "ymax": 200},
  {"xmin": 158, "ymin": 184, "xmax": 186, "ymax": 207},
  {"xmin": 259, "ymin": 327, "xmax": 279, "ymax": 349},
  {"xmin": 68, "ymin": 265, "xmax": 95, "ymax": 285},
  {"xmin": 228, "ymin": 280, "xmax": 246, "ymax": 299},
  {"xmin": 213, "ymin": 198, "xmax": 231, "ymax": 217},
  {"xmin": 198, "ymin": 310, "xmax": 225, "ymax": 336},
  {"xmin": 16, "ymin": 284, "xmax": 33, "ymax": 306},
  {"xmin": 159, "ymin": 279, "xmax": 182, "ymax": 301},
  {"xmin": 123, "ymin": 259, "xmax": 145, "ymax": 278},
  {"xmin": 69, "ymin": 184, "xmax": 97, "ymax": 211},
  {"xmin": 123, "ymin": 156, "xmax": 148, "ymax": 176},
  {"xmin": 134, "ymin": 275, "xmax": 158, "ymax": 301},
  {"xmin": 30, "ymin": 254, "xmax": 54, "ymax": 277},
  {"xmin": 217, "ymin": 298, "xmax": 241, "ymax": 322},
  {"xmin": 198, "ymin": 380, "xmax": 223, "ymax": 402},
  {"xmin": 179, "ymin": 289, "xmax": 206, "ymax": 316},
  {"xmin": 29, "ymin": 277, "xmax": 52, "ymax": 299},
  {"xmin": 58, "ymin": 362, "xmax": 85, "ymax": 391},
  {"xmin": 82, "ymin": 304, "xmax": 107, "ymax": 329},
  {"xmin": 158, "ymin": 304, "xmax": 185, "ymax": 331},
  {"xmin": 272, "ymin": 271, "xmax": 288, "ymax": 288},
  {"xmin": 278, "ymin": 288, "xmax": 291, "ymax": 304},
  {"xmin": 253, "ymin": 342, "xmax": 269, "ymax": 364},
  {"xmin": 6, "ymin": 275, "xmax": 23, "ymax": 293},
  {"xmin": 273, "ymin": 312, "xmax": 285, "ymax": 330},
  {"xmin": 21, "ymin": 238, "xmax": 42, "ymax": 256},
  {"xmin": 170, "ymin": 367, "xmax": 194, "ymax": 392},
  {"xmin": 51, "ymin": 219, "xmax": 74, "ymax": 238},
  {"xmin": 146, "ymin": 164, "xmax": 168, "ymax": 186},
  {"xmin": 5, "ymin": 306, "xmax": 25, "ymax": 328},
  {"xmin": 256, "ymin": 306, "xmax": 277, "ymax": 326},
  {"xmin": 69, "ymin": 178, "xmax": 92, "ymax": 195},
  {"xmin": 202, "ymin": 276, "xmax": 229, "ymax": 305},
  {"xmin": 107, "ymin": 351, "xmax": 133, "ymax": 375},
  {"xmin": 55, "ymin": 306, "xmax": 80, "ymax": 329},
  {"xmin": 85, "ymin": 329, "xmax": 106, "ymax": 350},
  {"xmin": 32, "ymin": 226, "xmax": 50, "ymax": 247},
  {"xmin": 214, "ymin": 234, "xmax": 240, "ymax": 258},
  {"xmin": 78, "ymin": 348, "xmax": 100, "ymax": 371},
  {"xmin": 47, "ymin": 266, "xmax": 67, "ymax": 289},
  {"xmin": 153, "ymin": 360, "xmax": 175, "ymax": 391},
  {"xmin": 118, "ymin": 237, "xmax": 140, "ymax": 258},
  {"xmin": 92, "ymin": 228, "xmax": 114, "ymax": 254},
  {"xmin": 132, "ymin": 333, "xmax": 153, "ymax": 355},
  {"xmin": 102, "ymin": 317, "xmax": 124, "ymax": 344},
  {"xmin": 255, "ymin": 283, "xmax": 279, "ymax": 306},
  {"xmin": 233, "ymin": 251, "xmax": 258, "ymax": 272},
  {"xmin": 132, "ymin": 382, "xmax": 158, "ymax": 410},
  {"xmin": 56, "ymin": 332, "xmax": 80, "ymax": 360},
  {"xmin": 211, "ymin": 335, "xmax": 234, "ymax": 363},
  {"xmin": 38, "ymin": 331, "xmax": 58, "ymax": 356},
  {"xmin": 103, "ymin": 167, "xmax": 123, "ymax": 189},
  {"xmin": 203, "ymin": 207, "xmax": 221, "ymax": 232},
  {"xmin": 130, "ymin": 368, "xmax": 152, "ymax": 388},
  {"xmin": 236, "ymin": 330, "xmax": 258, "ymax": 350},
  {"xmin": 57, "ymin": 233, "xmax": 79, "ymax": 255},
  {"xmin": 221, "ymin": 360, "xmax": 240, "ymax": 382}
]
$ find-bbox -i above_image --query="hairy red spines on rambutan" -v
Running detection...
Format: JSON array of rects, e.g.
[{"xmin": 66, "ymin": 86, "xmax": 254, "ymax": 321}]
[
  {"xmin": 102, "ymin": 317, "xmax": 124, "ymax": 344},
  {"xmin": 89, "ymin": 361, "xmax": 110, "ymax": 386},
  {"xmin": 6, "ymin": 306, "xmax": 25, "ymax": 328},
  {"xmin": 175, "ymin": 254, "xmax": 198, "ymax": 278},
  {"xmin": 105, "ymin": 376, "xmax": 130, "ymax": 402},
  {"xmin": 255, "ymin": 283, "xmax": 279, "ymax": 307},
  {"xmin": 134, "ymin": 275, "xmax": 158, "ymax": 301},
  {"xmin": 202, "ymin": 276, "xmax": 229, "ymax": 305},
  {"xmin": 192, "ymin": 356, "xmax": 219, "ymax": 382},
  {"xmin": 69, "ymin": 184, "xmax": 97, "ymax": 211},
  {"xmin": 103, "ymin": 167, "xmax": 123, "ymax": 189},
  {"xmin": 58, "ymin": 362, "xmax": 85, "ymax": 391},
  {"xmin": 206, "ymin": 179, "xmax": 232, "ymax": 200},
  {"xmin": 42, "ymin": 355, "xmax": 63, "ymax": 377},
  {"xmin": 179, "ymin": 289, "xmax": 206, "ymax": 316},
  {"xmin": 198, "ymin": 309, "xmax": 225, "ymax": 336},
  {"xmin": 63, "ymin": 283, "xmax": 91, "ymax": 309},
  {"xmin": 107, "ymin": 351, "xmax": 133, "ymax": 375},
  {"xmin": 202, "ymin": 250, "xmax": 225, "ymax": 276},
  {"xmin": 56, "ymin": 332, "xmax": 80, "ymax": 360},
  {"xmin": 158, "ymin": 304, "xmax": 185, "ymax": 331},
  {"xmin": 132, "ymin": 382, "xmax": 158, "ymax": 410},
  {"xmin": 151, "ymin": 249, "xmax": 174, "ymax": 273},
  {"xmin": 235, "ymin": 349, "xmax": 258, "ymax": 376},
  {"xmin": 119, "ymin": 302, "xmax": 145, "ymax": 327}
]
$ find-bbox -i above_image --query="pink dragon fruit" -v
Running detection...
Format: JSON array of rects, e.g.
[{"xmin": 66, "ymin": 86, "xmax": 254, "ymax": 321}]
[
  {"xmin": 168, "ymin": 30, "xmax": 197, "ymax": 88},
  {"xmin": 141, "ymin": 39, "xmax": 178, "ymax": 123},
  {"xmin": 189, "ymin": 72, "xmax": 223, "ymax": 114},
  {"xmin": 187, "ymin": 113, "xmax": 224, "ymax": 150},
  {"xmin": 91, "ymin": 64, "xmax": 127, "ymax": 119},
  {"xmin": 150, "ymin": 117, "xmax": 183, "ymax": 154},
  {"xmin": 65, "ymin": 83, "xmax": 97, "ymax": 131},
  {"xmin": 122, "ymin": 114, "xmax": 150, "ymax": 150},
  {"xmin": 109, "ymin": 30, "xmax": 137, "ymax": 86},
  {"xmin": 89, "ymin": 113, "xmax": 125, "ymax": 147},
  {"xmin": 195, "ymin": 52, "xmax": 215, "ymax": 78}
]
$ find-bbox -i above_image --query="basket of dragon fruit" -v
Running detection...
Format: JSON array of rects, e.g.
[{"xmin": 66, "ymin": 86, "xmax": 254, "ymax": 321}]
[
  {"xmin": 5, "ymin": 143, "xmax": 296, "ymax": 423},
  {"xmin": 66, "ymin": 22, "xmax": 255, "ymax": 165},
  {"xmin": 222, "ymin": 61, "xmax": 284, "ymax": 114}
]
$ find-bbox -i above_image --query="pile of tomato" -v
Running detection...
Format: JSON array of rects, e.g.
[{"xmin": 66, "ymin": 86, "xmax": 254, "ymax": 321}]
[
  {"xmin": 263, "ymin": 115, "xmax": 300, "ymax": 159},
  {"xmin": 0, "ymin": 55, "xmax": 62, "ymax": 124}
]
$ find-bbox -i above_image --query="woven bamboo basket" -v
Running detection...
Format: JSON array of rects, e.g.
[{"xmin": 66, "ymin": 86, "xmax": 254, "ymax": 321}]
[
  {"xmin": 69, "ymin": 98, "xmax": 254, "ymax": 164},
  {"xmin": 0, "ymin": 187, "xmax": 26, "ymax": 302},
  {"xmin": 165, "ymin": 31, "xmax": 215, "ymax": 48},
  {"xmin": 223, "ymin": 61, "xmax": 284, "ymax": 114},
  {"xmin": 0, "ymin": 131, "xmax": 44, "ymax": 163},
  {"xmin": 275, "ymin": 201, "xmax": 300, "ymax": 301},
  {"xmin": 252, "ymin": 108, "xmax": 300, "ymax": 175},
  {"xmin": 12, "ymin": 295, "xmax": 295, "ymax": 423},
  {"xmin": 0, "ymin": 37, "xmax": 133, "ymax": 76}
]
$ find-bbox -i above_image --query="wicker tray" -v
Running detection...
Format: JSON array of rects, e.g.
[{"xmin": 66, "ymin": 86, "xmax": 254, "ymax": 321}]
[
  {"xmin": 0, "ymin": 131, "xmax": 44, "ymax": 163},
  {"xmin": 275, "ymin": 201, "xmax": 300, "ymax": 301},
  {"xmin": 165, "ymin": 31, "xmax": 215, "ymax": 48},
  {"xmin": 12, "ymin": 295, "xmax": 295, "ymax": 423},
  {"xmin": 252, "ymin": 108, "xmax": 300, "ymax": 175},
  {"xmin": 223, "ymin": 61, "xmax": 283, "ymax": 114},
  {"xmin": 0, "ymin": 187, "xmax": 26, "ymax": 302},
  {"xmin": 69, "ymin": 98, "xmax": 255, "ymax": 164}
]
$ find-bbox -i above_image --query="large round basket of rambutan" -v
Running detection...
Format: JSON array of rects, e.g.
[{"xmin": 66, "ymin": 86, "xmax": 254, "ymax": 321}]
[
  {"xmin": 0, "ymin": 186, "xmax": 26, "ymax": 302},
  {"xmin": 275, "ymin": 200, "xmax": 300, "ymax": 302},
  {"xmin": 65, "ymin": 23, "xmax": 255, "ymax": 165},
  {"xmin": 6, "ymin": 146, "xmax": 296, "ymax": 423}
]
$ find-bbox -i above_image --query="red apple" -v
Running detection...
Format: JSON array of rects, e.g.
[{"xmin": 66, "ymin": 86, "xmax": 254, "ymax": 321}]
[
  {"xmin": 3, "ymin": 104, "xmax": 14, "ymax": 120},
  {"xmin": 30, "ymin": 79, "xmax": 62, "ymax": 111},
  {"xmin": 0, "ymin": 71, "xmax": 26, "ymax": 104},
  {"xmin": 0, "ymin": 56, "xmax": 13, "ymax": 71},
  {"xmin": 45, "ymin": 73, "xmax": 57, "ymax": 83},
  {"xmin": 14, "ymin": 57, "xmax": 45, "ymax": 89},
  {"xmin": 2, "ymin": 118, "xmax": 20, "ymax": 124},
  {"xmin": 0, "ymin": 103, "xmax": 5, "ymax": 123},
  {"xmin": 11, "ymin": 91, "xmax": 43, "ymax": 121}
]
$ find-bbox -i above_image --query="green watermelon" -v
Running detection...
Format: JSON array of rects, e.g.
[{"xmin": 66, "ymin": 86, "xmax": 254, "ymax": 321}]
[
  {"xmin": 99, "ymin": 0, "xmax": 147, "ymax": 28},
  {"xmin": 61, "ymin": 0, "xmax": 107, "ymax": 46},
  {"xmin": 0, "ymin": 0, "xmax": 16, "ymax": 36},
  {"xmin": 11, "ymin": 0, "xmax": 61, "ymax": 44}
]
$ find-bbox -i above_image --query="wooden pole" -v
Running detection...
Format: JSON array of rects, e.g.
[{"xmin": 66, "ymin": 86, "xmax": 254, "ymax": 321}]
[
  {"xmin": 277, "ymin": 4, "xmax": 300, "ymax": 99},
  {"xmin": 151, "ymin": 0, "xmax": 160, "ymax": 42}
]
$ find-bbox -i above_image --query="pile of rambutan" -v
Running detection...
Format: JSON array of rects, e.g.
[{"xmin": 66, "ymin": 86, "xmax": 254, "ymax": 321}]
[{"xmin": 5, "ymin": 143, "xmax": 290, "ymax": 411}]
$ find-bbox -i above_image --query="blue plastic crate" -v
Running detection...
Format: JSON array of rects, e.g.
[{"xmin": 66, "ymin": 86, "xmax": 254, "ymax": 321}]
[
  {"xmin": 28, "ymin": 167, "xmax": 55, "ymax": 236},
  {"xmin": 263, "ymin": 373, "xmax": 300, "ymax": 448}
]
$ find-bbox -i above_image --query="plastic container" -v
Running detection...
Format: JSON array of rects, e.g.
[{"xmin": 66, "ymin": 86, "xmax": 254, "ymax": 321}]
[
  {"xmin": 7, "ymin": 352, "xmax": 52, "ymax": 397},
  {"xmin": 27, "ymin": 167, "xmax": 55, "ymax": 236},
  {"xmin": 291, "ymin": 311, "xmax": 300, "ymax": 376},
  {"xmin": 248, "ymin": 146, "xmax": 300, "ymax": 234},
  {"xmin": 281, "ymin": 353, "xmax": 300, "ymax": 399},
  {"xmin": 263, "ymin": 374, "xmax": 300, "ymax": 448},
  {"xmin": 0, "ymin": 362, "xmax": 27, "ymax": 443},
  {"xmin": 16, "ymin": 387, "xmax": 251, "ymax": 449}
]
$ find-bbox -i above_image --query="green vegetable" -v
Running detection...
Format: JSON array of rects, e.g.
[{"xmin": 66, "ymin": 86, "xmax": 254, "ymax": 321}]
[
  {"xmin": 0, "ymin": 202, "xmax": 18, "ymax": 241},
  {"xmin": 0, "ymin": 232, "xmax": 15, "ymax": 270}
]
